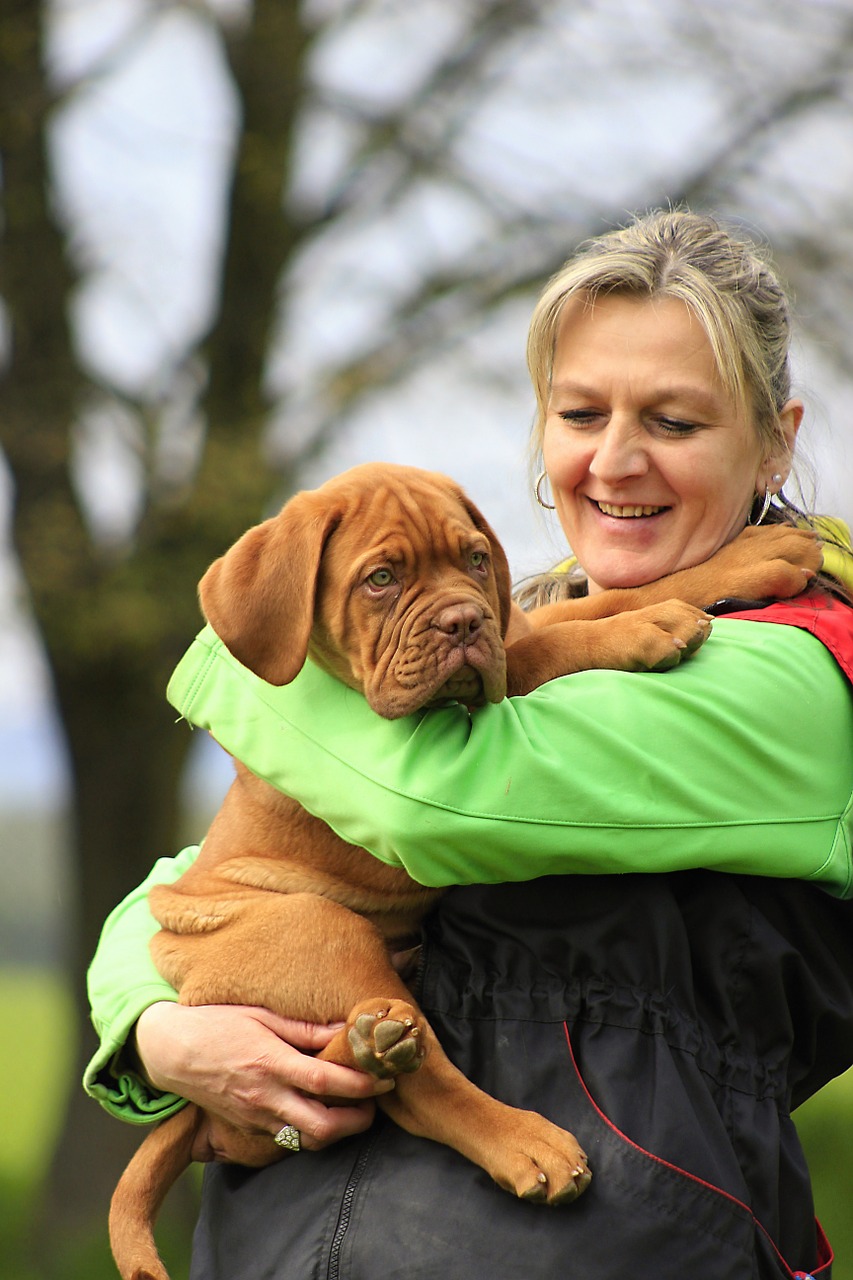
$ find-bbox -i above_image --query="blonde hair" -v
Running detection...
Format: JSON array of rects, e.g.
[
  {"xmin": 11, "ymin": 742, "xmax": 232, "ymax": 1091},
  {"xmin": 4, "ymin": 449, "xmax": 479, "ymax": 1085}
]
[{"xmin": 527, "ymin": 208, "xmax": 794, "ymax": 461}]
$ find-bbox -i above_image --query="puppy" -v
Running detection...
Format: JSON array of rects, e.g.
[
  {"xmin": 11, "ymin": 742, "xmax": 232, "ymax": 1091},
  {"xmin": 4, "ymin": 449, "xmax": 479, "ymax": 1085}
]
[{"xmin": 109, "ymin": 463, "xmax": 820, "ymax": 1280}]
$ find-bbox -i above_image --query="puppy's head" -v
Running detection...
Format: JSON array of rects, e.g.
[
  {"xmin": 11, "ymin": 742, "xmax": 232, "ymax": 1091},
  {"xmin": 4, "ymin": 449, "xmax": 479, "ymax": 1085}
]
[{"xmin": 199, "ymin": 463, "xmax": 513, "ymax": 717}]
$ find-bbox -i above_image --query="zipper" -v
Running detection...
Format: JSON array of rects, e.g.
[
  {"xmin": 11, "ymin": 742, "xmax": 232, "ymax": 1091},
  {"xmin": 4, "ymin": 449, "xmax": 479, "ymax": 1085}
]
[
  {"xmin": 326, "ymin": 1132, "xmax": 378, "ymax": 1280},
  {"xmin": 325, "ymin": 931, "xmax": 432, "ymax": 1280},
  {"xmin": 326, "ymin": 929, "xmax": 430, "ymax": 1278}
]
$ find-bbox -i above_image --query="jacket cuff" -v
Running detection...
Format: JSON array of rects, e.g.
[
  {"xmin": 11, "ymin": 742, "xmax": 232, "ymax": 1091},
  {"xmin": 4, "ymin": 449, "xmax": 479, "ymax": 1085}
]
[{"xmin": 83, "ymin": 986, "xmax": 185, "ymax": 1124}]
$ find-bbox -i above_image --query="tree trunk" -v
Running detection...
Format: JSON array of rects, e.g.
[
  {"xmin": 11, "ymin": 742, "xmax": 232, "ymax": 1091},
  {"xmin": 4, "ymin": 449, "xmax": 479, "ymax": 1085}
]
[
  {"xmin": 30, "ymin": 655, "xmax": 199, "ymax": 1268},
  {"xmin": 57, "ymin": 656, "xmax": 195, "ymax": 978}
]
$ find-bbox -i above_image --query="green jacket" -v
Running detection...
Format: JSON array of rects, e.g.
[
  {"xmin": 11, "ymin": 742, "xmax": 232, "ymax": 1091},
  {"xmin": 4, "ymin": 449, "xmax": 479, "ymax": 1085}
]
[{"xmin": 84, "ymin": 601, "xmax": 853, "ymax": 1122}]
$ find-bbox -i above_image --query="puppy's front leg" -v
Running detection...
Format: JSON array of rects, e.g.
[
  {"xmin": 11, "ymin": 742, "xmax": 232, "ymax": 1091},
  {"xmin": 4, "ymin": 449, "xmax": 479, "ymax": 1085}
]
[
  {"xmin": 376, "ymin": 1026, "xmax": 591, "ymax": 1205},
  {"xmin": 504, "ymin": 602, "xmax": 712, "ymax": 696}
]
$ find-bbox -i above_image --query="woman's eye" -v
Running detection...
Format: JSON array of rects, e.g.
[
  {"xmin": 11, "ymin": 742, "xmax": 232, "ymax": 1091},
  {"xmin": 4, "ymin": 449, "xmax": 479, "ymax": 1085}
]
[
  {"xmin": 366, "ymin": 568, "xmax": 395, "ymax": 588},
  {"xmin": 656, "ymin": 417, "xmax": 699, "ymax": 436},
  {"xmin": 558, "ymin": 409, "xmax": 600, "ymax": 427}
]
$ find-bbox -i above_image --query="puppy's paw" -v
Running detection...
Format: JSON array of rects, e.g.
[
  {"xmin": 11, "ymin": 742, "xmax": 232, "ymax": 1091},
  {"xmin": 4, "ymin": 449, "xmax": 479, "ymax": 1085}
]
[
  {"xmin": 346, "ymin": 998, "xmax": 426, "ymax": 1078},
  {"xmin": 484, "ymin": 1106, "xmax": 592, "ymax": 1206},
  {"xmin": 616, "ymin": 600, "xmax": 712, "ymax": 672},
  {"xmin": 710, "ymin": 525, "xmax": 822, "ymax": 600}
]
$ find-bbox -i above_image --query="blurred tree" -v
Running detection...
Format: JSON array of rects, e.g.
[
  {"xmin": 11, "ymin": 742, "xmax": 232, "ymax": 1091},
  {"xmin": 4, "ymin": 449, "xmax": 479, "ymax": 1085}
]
[
  {"xmin": 0, "ymin": 0, "xmax": 304, "ymax": 1260},
  {"xmin": 1, "ymin": 0, "xmax": 853, "ymax": 1268}
]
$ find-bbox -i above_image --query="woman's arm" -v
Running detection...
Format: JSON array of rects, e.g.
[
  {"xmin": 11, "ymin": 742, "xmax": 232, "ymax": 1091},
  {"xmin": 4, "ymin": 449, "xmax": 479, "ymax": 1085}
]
[{"xmin": 168, "ymin": 618, "xmax": 853, "ymax": 897}]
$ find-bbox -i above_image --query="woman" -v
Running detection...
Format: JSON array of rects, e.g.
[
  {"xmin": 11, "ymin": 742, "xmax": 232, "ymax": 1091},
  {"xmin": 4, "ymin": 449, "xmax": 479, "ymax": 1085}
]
[{"xmin": 87, "ymin": 209, "xmax": 853, "ymax": 1278}]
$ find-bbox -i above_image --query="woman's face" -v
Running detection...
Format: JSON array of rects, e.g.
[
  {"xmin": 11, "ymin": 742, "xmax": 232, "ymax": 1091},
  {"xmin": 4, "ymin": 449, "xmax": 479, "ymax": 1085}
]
[{"xmin": 541, "ymin": 293, "xmax": 800, "ymax": 594}]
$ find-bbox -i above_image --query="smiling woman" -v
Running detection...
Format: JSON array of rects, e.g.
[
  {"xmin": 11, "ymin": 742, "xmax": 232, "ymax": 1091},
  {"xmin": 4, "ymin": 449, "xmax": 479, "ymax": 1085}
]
[{"xmin": 85, "ymin": 209, "xmax": 853, "ymax": 1280}]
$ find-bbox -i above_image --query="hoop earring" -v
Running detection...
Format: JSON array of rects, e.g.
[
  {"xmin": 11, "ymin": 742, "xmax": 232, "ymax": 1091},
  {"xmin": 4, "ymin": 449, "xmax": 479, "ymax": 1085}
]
[
  {"xmin": 748, "ymin": 487, "xmax": 772, "ymax": 527},
  {"xmin": 535, "ymin": 470, "xmax": 555, "ymax": 510}
]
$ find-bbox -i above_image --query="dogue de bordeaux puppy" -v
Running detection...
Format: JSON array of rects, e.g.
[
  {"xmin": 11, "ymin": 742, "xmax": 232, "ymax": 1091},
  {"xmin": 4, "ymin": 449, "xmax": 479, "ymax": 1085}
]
[{"xmin": 109, "ymin": 462, "xmax": 821, "ymax": 1280}]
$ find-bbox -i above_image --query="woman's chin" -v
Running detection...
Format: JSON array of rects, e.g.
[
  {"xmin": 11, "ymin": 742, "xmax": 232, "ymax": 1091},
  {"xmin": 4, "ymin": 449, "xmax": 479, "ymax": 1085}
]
[{"xmin": 585, "ymin": 555, "xmax": 675, "ymax": 594}]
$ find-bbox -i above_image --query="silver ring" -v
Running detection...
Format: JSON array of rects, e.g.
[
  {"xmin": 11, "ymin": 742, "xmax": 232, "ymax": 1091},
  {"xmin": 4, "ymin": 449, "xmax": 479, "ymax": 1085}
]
[{"xmin": 273, "ymin": 1123, "xmax": 301, "ymax": 1153}]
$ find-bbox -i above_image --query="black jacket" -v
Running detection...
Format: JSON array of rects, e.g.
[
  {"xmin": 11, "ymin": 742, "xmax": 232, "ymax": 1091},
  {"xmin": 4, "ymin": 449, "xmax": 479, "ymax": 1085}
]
[{"xmin": 190, "ymin": 871, "xmax": 853, "ymax": 1278}]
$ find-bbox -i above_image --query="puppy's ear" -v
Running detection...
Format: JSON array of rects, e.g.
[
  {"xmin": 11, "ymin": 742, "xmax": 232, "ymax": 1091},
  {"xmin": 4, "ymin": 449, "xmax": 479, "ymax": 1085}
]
[
  {"xmin": 458, "ymin": 492, "xmax": 513, "ymax": 637},
  {"xmin": 199, "ymin": 490, "xmax": 340, "ymax": 685}
]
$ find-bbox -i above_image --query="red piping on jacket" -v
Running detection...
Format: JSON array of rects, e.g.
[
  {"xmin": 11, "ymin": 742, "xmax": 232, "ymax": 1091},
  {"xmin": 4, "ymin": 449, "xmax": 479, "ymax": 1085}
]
[{"xmin": 560, "ymin": 1022, "xmax": 833, "ymax": 1278}]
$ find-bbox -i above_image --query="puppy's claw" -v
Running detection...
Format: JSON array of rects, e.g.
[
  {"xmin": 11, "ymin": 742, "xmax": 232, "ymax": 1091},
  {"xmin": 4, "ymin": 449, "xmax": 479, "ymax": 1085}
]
[{"xmin": 522, "ymin": 1164, "xmax": 592, "ymax": 1205}]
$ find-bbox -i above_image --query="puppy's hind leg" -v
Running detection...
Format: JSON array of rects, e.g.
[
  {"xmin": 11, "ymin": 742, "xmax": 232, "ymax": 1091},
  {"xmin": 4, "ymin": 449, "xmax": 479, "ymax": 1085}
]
[{"xmin": 151, "ymin": 888, "xmax": 430, "ymax": 1075}]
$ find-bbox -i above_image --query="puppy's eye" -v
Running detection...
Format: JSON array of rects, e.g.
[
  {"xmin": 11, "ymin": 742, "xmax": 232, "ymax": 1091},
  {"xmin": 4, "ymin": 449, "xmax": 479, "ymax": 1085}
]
[
  {"xmin": 469, "ymin": 552, "xmax": 487, "ymax": 570},
  {"xmin": 366, "ymin": 568, "xmax": 395, "ymax": 588}
]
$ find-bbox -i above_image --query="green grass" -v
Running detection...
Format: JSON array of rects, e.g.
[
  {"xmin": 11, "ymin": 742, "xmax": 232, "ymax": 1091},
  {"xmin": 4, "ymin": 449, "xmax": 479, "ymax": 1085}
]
[
  {"xmin": 792, "ymin": 1071, "xmax": 853, "ymax": 1271},
  {"xmin": 0, "ymin": 970, "xmax": 75, "ymax": 1280},
  {"xmin": 0, "ymin": 970, "xmax": 75, "ymax": 1184},
  {"xmin": 3, "ymin": 968, "xmax": 853, "ymax": 1276}
]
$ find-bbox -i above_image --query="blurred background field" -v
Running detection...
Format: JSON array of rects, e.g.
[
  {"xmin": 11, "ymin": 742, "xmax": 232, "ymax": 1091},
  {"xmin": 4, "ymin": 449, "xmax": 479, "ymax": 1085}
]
[{"xmin": 0, "ymin": 969, "xmax": 196, "ymax": 1280}]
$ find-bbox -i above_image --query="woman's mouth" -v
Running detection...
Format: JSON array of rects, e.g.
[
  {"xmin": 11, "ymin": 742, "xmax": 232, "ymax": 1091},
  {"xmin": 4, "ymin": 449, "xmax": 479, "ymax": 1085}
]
[{"xmin": 594, "ymin": 501, "xmax": 667, "ymax": 518}]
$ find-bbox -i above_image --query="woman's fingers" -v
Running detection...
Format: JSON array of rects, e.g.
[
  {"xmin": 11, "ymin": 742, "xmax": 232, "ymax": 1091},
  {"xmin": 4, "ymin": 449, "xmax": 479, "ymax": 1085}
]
[
  {"xmin": 269, "ymin": 1096, "xmax": 378, "ymax": 1152},
  {"xmin": 248, "ymin": 1009, "xmax": 347, "ymax": 1051},
  {"xmin": 191, "ymin": 1096, "xmax": 378, "ymax": 1161},
  {"xmin": 134, "ymin": 1001, "xmax": 395, "ymax": 1156}
]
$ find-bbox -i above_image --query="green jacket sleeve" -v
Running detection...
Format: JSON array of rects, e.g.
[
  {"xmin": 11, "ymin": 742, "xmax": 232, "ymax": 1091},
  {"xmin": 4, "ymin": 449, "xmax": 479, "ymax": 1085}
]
[
  {"xmin": 83, "ymin": 846, "xmax": 200, "ymax": 1123},
  {"xmin": 168, "ymin": 620, "xmax": 853, "ymax": 897}
]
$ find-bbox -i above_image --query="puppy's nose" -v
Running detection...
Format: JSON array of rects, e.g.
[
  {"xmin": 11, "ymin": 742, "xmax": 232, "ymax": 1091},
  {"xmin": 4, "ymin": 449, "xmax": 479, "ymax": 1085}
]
[{"xmin": 435, "ymin": 603, "xmax": 483, "ymax": 645}]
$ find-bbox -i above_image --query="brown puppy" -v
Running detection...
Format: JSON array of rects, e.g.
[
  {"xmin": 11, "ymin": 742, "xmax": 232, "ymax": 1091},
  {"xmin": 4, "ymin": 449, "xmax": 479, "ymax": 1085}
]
[{"xmin": 109, "ymin": 463, "xmax": 820, "ymax": 1280}]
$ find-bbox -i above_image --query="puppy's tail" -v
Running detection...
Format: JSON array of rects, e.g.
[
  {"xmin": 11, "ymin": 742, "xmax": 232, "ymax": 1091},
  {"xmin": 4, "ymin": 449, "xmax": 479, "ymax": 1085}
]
[{"xmin": 109, "ymin": 1101, "xmax": 199, "ymax": 1280}]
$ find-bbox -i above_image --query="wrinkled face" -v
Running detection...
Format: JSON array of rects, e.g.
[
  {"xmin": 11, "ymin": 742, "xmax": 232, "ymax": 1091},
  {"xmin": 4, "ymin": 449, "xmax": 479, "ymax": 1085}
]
[
  {"xmin": 542, "ymin": 294, "xmax": 790, "ymax": 593},
  {"xmin": 310, "ymin": 479, "xmax": 509, "ymax": 718}
]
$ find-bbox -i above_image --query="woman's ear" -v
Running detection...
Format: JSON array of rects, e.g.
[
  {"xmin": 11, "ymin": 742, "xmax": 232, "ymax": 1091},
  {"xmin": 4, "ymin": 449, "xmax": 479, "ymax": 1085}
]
[
  {"xmin": 779, "ymin": 397, "xmax": 804, "ymax": 454},
  {"xmin": 759, "ymin": 397, "xmax": 803, "ymax": 493}
]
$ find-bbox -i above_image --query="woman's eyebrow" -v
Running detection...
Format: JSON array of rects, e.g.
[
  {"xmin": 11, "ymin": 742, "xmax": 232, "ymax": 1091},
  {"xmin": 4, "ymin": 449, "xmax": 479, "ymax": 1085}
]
[
  {"xmin": 548, "ymin": 380, "xmax": 600, "ymax": 400},
  {"xmin": 549, "ymin": 380, "xmax": 723, "ymax": 414}
]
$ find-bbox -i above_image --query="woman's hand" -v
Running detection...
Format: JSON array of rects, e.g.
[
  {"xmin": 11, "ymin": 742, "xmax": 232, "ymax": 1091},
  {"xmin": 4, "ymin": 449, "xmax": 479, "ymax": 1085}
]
[{"xmin": 134, "ymin": 1001, "xmax": 394, "ymax": 1161}]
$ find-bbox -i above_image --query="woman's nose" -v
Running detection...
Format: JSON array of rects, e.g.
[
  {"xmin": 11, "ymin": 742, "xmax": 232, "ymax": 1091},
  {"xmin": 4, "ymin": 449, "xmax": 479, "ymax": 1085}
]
[{"xmin": 587, "ymin": 419, "xmax": 649, "ymax": 483}]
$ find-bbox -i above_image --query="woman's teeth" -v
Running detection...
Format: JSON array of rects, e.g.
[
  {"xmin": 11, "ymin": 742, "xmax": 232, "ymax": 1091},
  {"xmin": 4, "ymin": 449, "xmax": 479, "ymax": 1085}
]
[{"xmin": 596, "ymin": 502, "xmax": 664, "ymax": 518}]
